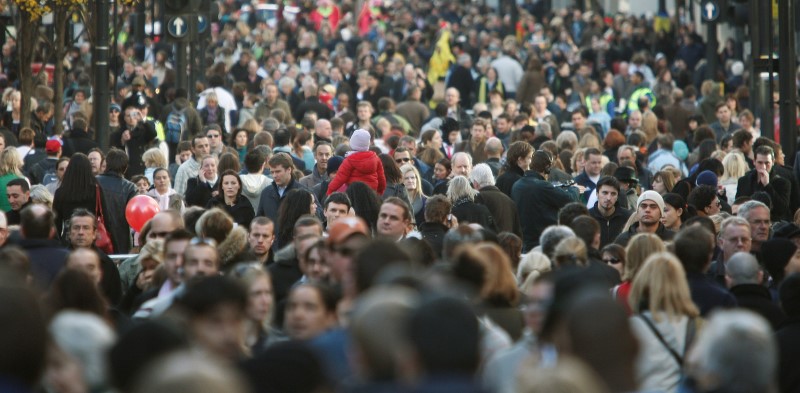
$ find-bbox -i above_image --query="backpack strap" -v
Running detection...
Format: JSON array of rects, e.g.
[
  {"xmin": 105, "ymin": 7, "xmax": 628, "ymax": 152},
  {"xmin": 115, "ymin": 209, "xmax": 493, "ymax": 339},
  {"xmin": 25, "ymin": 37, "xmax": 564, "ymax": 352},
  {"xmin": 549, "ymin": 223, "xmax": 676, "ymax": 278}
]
[{"xmin": 638, "ymin": 314, "xmax": 684, "ymax": 367}]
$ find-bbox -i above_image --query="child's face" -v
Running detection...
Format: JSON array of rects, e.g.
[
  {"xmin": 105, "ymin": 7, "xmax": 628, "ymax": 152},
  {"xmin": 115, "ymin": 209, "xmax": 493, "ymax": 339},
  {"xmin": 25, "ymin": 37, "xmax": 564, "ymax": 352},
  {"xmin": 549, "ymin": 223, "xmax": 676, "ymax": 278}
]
[
  {"xmin": 448, "ymin": 130, "xmax": 460, "ymax": 144},
  {"xmin": 136, "ymin": 179, "xmax": 150, "ymax": 194}
]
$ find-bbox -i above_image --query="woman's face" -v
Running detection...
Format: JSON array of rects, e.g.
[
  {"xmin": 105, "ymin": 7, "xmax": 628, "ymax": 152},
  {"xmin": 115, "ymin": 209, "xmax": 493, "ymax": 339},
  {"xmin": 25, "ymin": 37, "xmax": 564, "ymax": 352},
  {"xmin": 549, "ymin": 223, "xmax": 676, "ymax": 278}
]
[
  {"xmin": 740, "ymin": 115, "xmax": 753, "ymax": 130},
  {"xmin": 434, "ymin": 163, "xmax": 449, "ymax": 180},
  {"xmin": 235, "ymin": 131, "xmax": 248, "ymax": 148},
  {"xmin": 135, "ymin": 179, "xmax": 150, "ymax": 194},
  {"xmin": 517, "ymin": 152, "xmax": 533, "ymax": 171},
  {"xmin": 207, "ymin": 98, "xmax": 218, "ymax": 109},
  {"xmin": 575, "ymin": 155, "xmax": 585, "ymax": 173},
  {"xmin": 403, "ymin": 171, "xmax": 417, "ymax": 192},
  {"xmin": 56, "ymin": 161, "xmax": 69, "ymax": 181},
  {"xmin": 431, "ymin": 132, "xmax": 443, "ymax": 149},
  {"xmin": 662, "ymin": 204, "xmax": 682, "ymax": 228},
  {"xmin": 222, "ymin": 175, "xmax": 240, "ymax": 198},
  {"xmin": 247, "ymin": 276, "xmax": 274, "ymax": 324},
  {"xmin": 11, "ymin": 93, "xmax": 20, "ymax": 111},
  {"xmin": 285, "ymin": 286, "xmax": 334, "ymax": 340},
  {"xmin": 602, "ymin": 252, "xmax": 624, "ymax": 276},
  {"xmin": 309, "ymin": 195, "xmax": 317, "ymax": 215},
  {"xmin": 74, "ymin": 91, "xmax": 85, "ymax": 104},
  {"xmin": 202, "ymin": 159, "xmax": 217, "ymax": 180},
  {"xmin": 652, "ymin": 176, "xmax": 666, "ymax": 194},
  {"xmin": 154, "ymin": 170, "xmax": 170, "ymax": 191}
]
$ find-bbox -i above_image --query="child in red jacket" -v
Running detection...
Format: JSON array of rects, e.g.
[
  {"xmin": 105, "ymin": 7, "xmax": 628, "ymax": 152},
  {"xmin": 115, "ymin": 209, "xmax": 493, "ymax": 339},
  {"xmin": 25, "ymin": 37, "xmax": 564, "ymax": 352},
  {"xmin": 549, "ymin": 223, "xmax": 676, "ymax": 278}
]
[{"xmin": 327, "ymin": 129, "xmax": 386, "ymax": 195}]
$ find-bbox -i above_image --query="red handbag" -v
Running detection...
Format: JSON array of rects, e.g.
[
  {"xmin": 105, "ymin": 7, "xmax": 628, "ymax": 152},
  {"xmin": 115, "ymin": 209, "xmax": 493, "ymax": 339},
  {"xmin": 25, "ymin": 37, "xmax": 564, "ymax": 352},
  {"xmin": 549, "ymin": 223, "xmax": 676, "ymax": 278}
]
[{"xmin": 95, "ymin": 186, "xmax": 114, "ymax": 254}]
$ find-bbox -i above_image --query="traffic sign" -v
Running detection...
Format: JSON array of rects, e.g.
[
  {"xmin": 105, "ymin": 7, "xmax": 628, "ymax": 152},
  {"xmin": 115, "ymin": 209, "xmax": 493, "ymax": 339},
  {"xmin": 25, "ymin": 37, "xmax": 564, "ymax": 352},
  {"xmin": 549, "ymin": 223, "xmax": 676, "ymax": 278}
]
[
  {"xmin": 197, "ymin": 15, "xmax": 208, "ymax": 34},
  {"xmin": 168, "ymin": 16, "xmax": 189, "ymax": 38},
  {"xmin": 701, "ymin": 0, "xmax": 720, "ymax": 22}
]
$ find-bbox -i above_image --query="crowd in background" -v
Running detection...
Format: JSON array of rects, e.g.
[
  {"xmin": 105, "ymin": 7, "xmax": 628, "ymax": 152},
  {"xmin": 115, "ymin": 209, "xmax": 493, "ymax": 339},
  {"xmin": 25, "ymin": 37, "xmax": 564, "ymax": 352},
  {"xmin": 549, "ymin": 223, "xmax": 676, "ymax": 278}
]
[{"xmin": 0, "ymin": 0, "xmax": 799, "ymax": 392}]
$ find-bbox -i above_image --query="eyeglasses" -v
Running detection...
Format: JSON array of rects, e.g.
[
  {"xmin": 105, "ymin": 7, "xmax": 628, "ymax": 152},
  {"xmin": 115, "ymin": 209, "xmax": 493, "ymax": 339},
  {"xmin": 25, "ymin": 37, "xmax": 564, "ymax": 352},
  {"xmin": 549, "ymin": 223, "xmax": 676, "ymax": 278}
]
[
  {"xmin": 603, "ymin": 257, "xmax": 621, "ymax": 264},
  {"xmin": 395, "ymin": 158, "xmax": 411, "ymax": 164},
  {"xmin": 190, "ymin": 237, "xmax": 217, "ymax": 247}
]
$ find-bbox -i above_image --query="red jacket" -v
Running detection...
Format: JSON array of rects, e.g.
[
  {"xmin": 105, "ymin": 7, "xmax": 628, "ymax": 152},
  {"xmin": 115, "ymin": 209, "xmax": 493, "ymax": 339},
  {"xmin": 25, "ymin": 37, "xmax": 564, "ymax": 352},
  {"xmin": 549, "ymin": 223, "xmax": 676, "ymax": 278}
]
[{"xmin": 326, "ymin": 151, "xmax": 386, "ymax": 195}]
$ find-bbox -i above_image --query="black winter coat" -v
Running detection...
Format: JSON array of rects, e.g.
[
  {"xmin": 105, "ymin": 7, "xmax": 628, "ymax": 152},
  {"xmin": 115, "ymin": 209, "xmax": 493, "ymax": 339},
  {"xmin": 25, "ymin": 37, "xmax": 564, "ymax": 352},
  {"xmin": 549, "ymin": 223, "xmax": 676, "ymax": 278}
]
[
  {"xmin": 589, "ymin": 204, "xmax": 634, "ymax": 248},
  {"xmin": 185, "ymin": 177, "xmax": 219, "ymax": 208},
  {"xmin": 777, "ymin": 317, "xmax": 800, "ymax": 393},
  {"xmin": 451, "ymin": 197, "xmax": 496, "ymax": 232},
  {"xmin": 96, "ymin": 172, "xmax": 137, "ymax": 254},
  {"xmin": 512, "ymin": 171, "xmax": 578, "ymax": 252},
  {"xmin": 207, "ymin": 196, "xmax": 255, "ymax": 228},
  {"xmin": 736, "ymin": 168, "xmax": 792, "ymax": 222}
]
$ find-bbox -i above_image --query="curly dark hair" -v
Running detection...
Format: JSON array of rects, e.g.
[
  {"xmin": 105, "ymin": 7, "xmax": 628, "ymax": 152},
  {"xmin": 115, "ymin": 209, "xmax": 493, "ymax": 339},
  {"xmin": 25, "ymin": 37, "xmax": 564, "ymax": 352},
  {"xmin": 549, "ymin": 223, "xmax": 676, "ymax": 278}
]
[{"xmin": 345, "ymin": 181, "xmax": 382, "ymax": 233}]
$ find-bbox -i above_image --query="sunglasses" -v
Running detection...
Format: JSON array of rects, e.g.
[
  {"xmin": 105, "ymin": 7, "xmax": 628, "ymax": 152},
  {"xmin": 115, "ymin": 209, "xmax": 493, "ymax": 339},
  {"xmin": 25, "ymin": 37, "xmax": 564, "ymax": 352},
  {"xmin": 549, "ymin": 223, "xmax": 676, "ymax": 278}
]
[
  {"xmin": 395, "ymin": 157, "xmax": 412, "ymax": 164},
  {"xmin": 603, "ymin": 257, "xmax": 621, "ymax": 264}
]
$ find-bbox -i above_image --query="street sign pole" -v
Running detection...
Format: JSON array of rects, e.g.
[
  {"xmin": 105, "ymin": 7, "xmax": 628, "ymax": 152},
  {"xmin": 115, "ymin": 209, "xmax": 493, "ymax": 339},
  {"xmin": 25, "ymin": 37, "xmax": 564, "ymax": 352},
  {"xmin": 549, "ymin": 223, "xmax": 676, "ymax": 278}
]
[
  {"xmin": 701, "ymin": 0, "xmax": 720, "ymax": 80},
  {"xmin": 778, "ymin": 0, "xmax": 796, "ymax": 159}
]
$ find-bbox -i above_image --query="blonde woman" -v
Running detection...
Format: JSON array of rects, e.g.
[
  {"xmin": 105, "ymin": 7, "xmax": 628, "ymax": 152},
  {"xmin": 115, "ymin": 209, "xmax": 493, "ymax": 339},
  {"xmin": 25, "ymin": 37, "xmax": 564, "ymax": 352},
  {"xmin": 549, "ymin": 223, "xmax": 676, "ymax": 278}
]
[
  {"xmin": 200, "ymin": 91, "xmax": 227, "ymax": 134},
  {"xmin": 142, "ymin": 147, "xmax": 168, "ymax": 184},
  {"xmin": 517, "ymin": 251, "xmax": 551, "ymax": 288},
  {"xmin": 613, "ymin": 233, "xmax": 666, "ymax": 314},
  {"xmin": 119, "ymin": 239, "xmax": 164, "ymax": 314},
  {"xmin": 400, "ymin": 164, "xmax": 427, "ymax": 225},
  {"xmin": 629, "ymin": 252, "xmax": 701, "ymax": 393},
  {"xmin": 719, "ymin": 152, "xmax": 748, "ymax": 205},
  {"xmin": 0, "ymin": 147, "xmax": 26, "ymax": 212}
]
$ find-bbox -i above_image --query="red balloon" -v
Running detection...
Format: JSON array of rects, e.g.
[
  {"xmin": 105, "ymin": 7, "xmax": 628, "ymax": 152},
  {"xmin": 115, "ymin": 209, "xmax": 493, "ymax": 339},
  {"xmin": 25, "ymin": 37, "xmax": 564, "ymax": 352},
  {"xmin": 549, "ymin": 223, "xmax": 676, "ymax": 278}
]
[{"xmin": 126, "ymin": 195, "xmax": 160, "ymax": 232}]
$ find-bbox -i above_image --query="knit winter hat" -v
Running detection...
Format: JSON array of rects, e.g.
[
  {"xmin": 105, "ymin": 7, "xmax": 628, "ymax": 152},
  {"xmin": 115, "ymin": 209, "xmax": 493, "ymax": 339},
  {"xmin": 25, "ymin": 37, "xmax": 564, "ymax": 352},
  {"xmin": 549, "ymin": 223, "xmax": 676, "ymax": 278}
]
[
  {"xmin": 695, "ymin": 170, "xmax": 718, "ymax": 187},
  {"xmin": 350, "ymin": 129, "xmax": 371, "ymax": 152},
  {"xmin": 637, "ymin": 190, "xmax": 665, "ymax": 213},
  {"xmin": 327, "ymin": 155, "xmax": 344, "ymax": 175}
]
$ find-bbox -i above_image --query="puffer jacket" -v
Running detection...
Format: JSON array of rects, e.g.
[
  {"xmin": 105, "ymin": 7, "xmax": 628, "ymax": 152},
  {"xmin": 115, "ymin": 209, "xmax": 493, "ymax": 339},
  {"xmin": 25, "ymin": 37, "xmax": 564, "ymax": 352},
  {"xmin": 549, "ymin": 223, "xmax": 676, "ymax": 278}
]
[{"xmin": 326, "ymin": 151, "xmax": 386, "ymax": 195}]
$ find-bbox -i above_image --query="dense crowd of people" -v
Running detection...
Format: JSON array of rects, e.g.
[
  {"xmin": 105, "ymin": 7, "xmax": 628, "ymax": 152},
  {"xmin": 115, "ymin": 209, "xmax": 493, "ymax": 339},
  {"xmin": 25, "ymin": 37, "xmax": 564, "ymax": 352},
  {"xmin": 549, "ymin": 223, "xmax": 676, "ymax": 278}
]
[{"xmin": 0, "ymin": 0, "xmax": 799, "ymax": 392}]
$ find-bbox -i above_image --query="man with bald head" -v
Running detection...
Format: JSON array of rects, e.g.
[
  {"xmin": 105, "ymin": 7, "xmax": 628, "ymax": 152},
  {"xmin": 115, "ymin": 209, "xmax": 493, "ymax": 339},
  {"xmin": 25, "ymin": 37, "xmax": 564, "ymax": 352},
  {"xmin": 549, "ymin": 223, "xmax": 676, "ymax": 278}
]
[
  {"xmin": 725, "ymin": 252, "xmax": 785, "ymax": 328},
  {"xmin": 299, "ymin": 141, "xmax": 332, "ymax": 189},
  {"xmin": 314, "ymin": 119, "xmax": 333, "ymax": 144},
  {"xmin": 484, "ymin": 137, "xmax": 504, "ymax": 177},
  {"xmin": 119, "ymin": 210, "xmax": 185, "ymax": 290}
]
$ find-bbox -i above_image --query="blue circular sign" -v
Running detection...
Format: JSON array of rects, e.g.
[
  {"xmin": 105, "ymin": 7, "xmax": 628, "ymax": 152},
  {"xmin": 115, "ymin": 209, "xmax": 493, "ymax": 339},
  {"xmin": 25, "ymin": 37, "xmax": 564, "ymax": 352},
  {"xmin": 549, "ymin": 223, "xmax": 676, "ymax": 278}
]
[
  {"xmin": 197, "ymin": 15, "xmax": 208, "ymax": 34},
  {"xmin": 701, "ymin": 0, "xmax": 719, "ymax": 22},
  {"xmin": 168, "ymin": 16, "xmax": 189, "ymax": 38}
]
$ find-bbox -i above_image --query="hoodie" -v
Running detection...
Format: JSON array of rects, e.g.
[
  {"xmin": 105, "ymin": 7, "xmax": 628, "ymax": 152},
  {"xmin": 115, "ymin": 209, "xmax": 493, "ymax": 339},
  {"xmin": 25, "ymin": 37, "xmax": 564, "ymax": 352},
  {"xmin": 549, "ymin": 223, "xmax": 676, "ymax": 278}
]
[{"xmin": 241, "ymin": 173, "xmax": 273, "ymax": 214}]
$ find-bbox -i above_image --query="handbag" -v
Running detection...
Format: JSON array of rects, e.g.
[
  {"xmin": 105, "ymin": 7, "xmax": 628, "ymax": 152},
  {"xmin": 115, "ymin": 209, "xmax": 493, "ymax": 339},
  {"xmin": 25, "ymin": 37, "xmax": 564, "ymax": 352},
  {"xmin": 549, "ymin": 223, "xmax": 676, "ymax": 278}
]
[{"xmin": 94, "ymin": 186, "xmax": 114, "ymax": 254}]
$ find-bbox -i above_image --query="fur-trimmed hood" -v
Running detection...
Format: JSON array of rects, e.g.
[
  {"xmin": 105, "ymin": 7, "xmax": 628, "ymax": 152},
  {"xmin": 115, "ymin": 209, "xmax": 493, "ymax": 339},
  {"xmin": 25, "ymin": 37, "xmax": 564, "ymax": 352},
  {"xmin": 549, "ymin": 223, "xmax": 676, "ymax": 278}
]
[{"xmin": 218, "ymin": 226, "xmax": 250, "ymax": 267}]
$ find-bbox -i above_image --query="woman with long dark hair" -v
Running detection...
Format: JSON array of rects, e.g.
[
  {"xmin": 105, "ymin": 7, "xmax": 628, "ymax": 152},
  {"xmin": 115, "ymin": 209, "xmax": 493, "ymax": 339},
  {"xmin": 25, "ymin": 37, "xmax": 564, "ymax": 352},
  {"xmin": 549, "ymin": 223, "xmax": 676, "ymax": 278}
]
[
  {"xmin": 275, "ymin": 189, "xmax": 316, "ymax": 249},
  {"xmin": 206, "ymin": 169, "xmax": 254, "ymax": 228},
  {"xmin": 345, "ymin": 181, "xmax": 383, "ymax": 233},
  {"xmin": 53, "ymin": 153, "xmax": 109, "ymax": 241}
]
